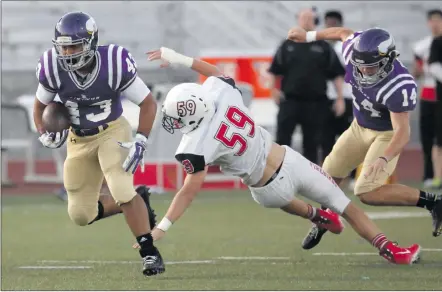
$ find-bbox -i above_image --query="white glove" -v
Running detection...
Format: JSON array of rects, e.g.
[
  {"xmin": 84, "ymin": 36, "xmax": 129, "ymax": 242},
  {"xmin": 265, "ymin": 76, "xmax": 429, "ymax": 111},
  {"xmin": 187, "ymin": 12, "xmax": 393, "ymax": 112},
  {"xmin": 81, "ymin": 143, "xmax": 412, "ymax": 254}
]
[
  {"xmin": 38, "ymin": 130, "xmax": 69, "ymax": 149},
  {"xmin": 118, "ymin": 133, "xmax": 148, "ymax": 174}
]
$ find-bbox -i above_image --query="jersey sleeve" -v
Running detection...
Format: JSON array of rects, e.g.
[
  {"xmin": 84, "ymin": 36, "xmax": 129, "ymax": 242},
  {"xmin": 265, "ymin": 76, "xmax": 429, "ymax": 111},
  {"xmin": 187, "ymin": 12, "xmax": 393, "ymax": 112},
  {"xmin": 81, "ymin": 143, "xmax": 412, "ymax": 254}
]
[
  {"xmin": 175, "ymin": 153, "xmax": 206, "ymax": 174},
  {"xmin": 412, "ymin": 39, "xmax": 424, "ymax": 61},
  {"xmin": 384, "ymin": 81, "xmax": 418, "ymax": 113},
  {"xmin": 268, "ymin": 40, "xmax": 287, "ymax": 75},
  {"xmin": 112, "ymin": 46, "xmax": 138, "ymax": 92},
  {"xmin": 217, "ymin": 76, "xmax": 236, "ymax": 88},
  {"xmin": 36, "ymin": 49, "xmax": 58, "ymax": 93},
  {"xmin": 121, "ymin": 76, "xmax": 151, "ymax": 105},
  {"xmin": 35, "ymin": 49, "xmax": 59, "ymax": 104}
]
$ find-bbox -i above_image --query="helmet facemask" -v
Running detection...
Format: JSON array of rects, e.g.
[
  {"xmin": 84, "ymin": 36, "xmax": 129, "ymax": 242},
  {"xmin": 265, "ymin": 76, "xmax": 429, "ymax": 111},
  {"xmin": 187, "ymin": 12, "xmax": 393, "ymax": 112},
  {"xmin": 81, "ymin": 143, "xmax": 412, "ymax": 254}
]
[
  {"xmin": 161, "ymin": 106, "xmax": 206, "ymax": 135},
  {"xmin": 351, "ymin": 50, "xmax": 398, "ymax": 87},
  {"xmin": 53, "ymin": 35, "xmax": 96, "ymax": 72},
  {"xmin": 161, "ymin": 111, "xmax": 186, "ymax": 134}
]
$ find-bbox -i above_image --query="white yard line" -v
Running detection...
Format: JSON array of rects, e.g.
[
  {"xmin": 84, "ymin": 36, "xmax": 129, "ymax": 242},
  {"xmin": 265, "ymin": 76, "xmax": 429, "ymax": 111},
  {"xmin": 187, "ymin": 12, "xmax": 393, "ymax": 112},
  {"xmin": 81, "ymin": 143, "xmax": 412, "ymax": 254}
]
[
  {"xmin": 217, "ymin": 256, "xmax": 289, "ymax": 260},
  {"xmin": 313, "ymin": 249, "xmax": 442, "ymax": 256},
  {"xmin": 18, "ymin": 266, "xmax": 92, "ymax": 269},
  {"xmin": 366, "ymin": 211, "xmax": 429, "ymax": 220},
  {"xmin": 39, "ymin": 260, "xmax": 215, "ymax": 265}
]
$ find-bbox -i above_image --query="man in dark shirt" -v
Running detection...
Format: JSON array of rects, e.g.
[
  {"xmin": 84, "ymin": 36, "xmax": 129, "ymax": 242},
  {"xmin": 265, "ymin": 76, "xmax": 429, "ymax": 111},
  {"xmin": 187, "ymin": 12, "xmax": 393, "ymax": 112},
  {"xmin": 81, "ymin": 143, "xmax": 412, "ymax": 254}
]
[
  {"xmin": 268, "ymin": 8, "xmax": 345, "ymax": 164},
  {"xmin": 429, "ymin": 24, "xmax": 442, "ymax": 189}
]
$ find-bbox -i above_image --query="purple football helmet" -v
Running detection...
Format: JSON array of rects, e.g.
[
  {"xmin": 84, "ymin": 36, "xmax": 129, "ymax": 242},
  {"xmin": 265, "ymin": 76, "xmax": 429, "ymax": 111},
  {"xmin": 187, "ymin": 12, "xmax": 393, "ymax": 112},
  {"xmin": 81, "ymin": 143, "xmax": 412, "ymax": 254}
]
[
  {"xmin": 351, "ymin": 28, "xmax": 399, "ymax": 87},
  {"xmin": 52, "ymin": 12, "xmax": 99, "ymax": 72}
]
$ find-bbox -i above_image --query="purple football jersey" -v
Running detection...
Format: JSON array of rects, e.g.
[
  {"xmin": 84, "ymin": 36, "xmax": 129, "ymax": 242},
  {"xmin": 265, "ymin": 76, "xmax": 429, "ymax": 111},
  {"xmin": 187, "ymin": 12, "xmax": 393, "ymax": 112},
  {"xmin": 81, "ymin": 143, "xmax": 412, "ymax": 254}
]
[
  {"xmin": 341, "ymin": 31, "xmax": 418, "ymax": 131},
  {"xmin": 36, "ymin": 45, "xmax": 139, "ymax": 129}
]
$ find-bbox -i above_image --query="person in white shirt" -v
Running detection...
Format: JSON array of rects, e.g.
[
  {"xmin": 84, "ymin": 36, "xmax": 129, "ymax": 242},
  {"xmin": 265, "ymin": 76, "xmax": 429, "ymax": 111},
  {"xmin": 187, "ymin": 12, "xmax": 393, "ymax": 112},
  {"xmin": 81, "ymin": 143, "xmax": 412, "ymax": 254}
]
[
  {"xmin": 412, "ymin": 9, "xmax": 442, "ymax": 189},
  {"xmin": 322, "ymin": 10, "xmax": 357, "ymax": 188}
]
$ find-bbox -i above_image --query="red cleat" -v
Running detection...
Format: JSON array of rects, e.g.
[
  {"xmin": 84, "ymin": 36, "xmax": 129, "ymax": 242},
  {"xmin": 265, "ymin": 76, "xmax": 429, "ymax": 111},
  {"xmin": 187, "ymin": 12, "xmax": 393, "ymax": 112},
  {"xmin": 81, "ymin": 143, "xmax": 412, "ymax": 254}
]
[
  {"xmin": 380, "ymin": 242, "xmax": 421, "ymax": 265},
  {"xmin": 311, "ymin": 209, "xmax": 344, "ymax": 234}
]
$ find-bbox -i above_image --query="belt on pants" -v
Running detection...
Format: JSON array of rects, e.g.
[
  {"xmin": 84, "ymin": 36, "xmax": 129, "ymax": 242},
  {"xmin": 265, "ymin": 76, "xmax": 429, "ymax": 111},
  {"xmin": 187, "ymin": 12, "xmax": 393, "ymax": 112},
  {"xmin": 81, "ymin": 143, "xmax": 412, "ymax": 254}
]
[
  {"xmin": 263, "ymin": 162, "xmax": 283, "ymax": 187},
  {"xmin": 71, "ymin": 124, "xmax": 109, "ymax": 137}
]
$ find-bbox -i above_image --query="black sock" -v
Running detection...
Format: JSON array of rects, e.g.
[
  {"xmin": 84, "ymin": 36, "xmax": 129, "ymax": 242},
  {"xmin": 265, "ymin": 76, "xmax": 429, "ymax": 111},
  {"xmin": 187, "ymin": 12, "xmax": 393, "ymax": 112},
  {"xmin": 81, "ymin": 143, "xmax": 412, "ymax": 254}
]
[
  {"xmin": 137, "ymin": 233, "xmax": 155, "ymax": 257},
  {"xmin": 88, "ymin": 201, "xmax": 104, "ymax": 225},
  {"xmin": 416, "ymin": 190, "xmax": 439, "ymax": 211}
]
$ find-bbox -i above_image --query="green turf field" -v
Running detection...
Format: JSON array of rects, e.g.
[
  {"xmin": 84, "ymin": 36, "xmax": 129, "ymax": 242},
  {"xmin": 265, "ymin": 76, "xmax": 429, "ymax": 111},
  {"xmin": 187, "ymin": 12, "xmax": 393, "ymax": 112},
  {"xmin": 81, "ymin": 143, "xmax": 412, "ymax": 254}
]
[{"xmin": 2, "ymin": 190, "xmax": 441, "ymax": 290}]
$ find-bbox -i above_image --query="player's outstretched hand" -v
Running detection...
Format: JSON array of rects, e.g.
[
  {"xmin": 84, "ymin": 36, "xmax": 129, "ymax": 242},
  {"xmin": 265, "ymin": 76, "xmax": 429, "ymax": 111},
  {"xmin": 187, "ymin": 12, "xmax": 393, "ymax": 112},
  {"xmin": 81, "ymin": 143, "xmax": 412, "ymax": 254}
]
[
  {"xmin": 146, "ymin": 48, "xmax": 171, "ymax": 68},
  {"xmin": 152, "ymin": 227, "xmax": 166, "ymax": 241},
  {"xmin": 118, "ymin": 133, "xmax": 148, "ymax": 174},
  {"xmin": 287, "ymin": 27, "xmax": 307, "ymax": 42}
]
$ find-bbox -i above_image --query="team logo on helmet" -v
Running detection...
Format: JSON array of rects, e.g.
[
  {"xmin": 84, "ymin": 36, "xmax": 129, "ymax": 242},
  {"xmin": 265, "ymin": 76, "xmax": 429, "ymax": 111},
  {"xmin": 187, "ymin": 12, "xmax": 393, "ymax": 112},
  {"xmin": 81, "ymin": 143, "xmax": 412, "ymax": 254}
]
[
  {"xmin": 86, "ymin": 18, "xmax": 97, "ymax": 35},
  {"xmin": 377, "ymin": 37, "xmax": 393, "ymax": 56}
]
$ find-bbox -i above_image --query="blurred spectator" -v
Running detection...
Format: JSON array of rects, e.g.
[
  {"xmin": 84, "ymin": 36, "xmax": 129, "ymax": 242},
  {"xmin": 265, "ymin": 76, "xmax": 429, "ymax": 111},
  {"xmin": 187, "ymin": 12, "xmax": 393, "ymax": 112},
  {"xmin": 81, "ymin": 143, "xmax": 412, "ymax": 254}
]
[
  {"xmin": 414, "ymin": 9, "xmax": 442, "ymax": 188},
  {"xmin": 268, "ymin": 8, "xmax": 345, "ymax": 164},
  {"xmin": 322, "ymin": 10, "xmax": 357, "ymax": 187},
  {"xmin": 428, "ymin": 9, "xmax": 442, "ymax": 190}
]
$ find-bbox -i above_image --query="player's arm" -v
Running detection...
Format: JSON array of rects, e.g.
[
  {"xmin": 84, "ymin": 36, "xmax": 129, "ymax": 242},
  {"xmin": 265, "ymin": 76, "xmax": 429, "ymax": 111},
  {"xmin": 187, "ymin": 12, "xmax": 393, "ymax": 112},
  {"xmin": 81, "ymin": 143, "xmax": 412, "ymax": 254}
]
[
  {"xmin": 34, "ymin": 58, "xmax": 57, "ymax": 134},
  {"xmin": 158, "ymin": 167, "xmax": 208, "ymax": 228},
  {"xmin": 33, "ymin": 53, "xmax": 60, "ymax": 134},
  {"xmin": 267, "ymin": 41, "xmax": 286, "ymax": 104},
  {"xmin": 382, "ymin": 83, "xmax": 418, "ymax": 162},
  {"xmin": 412, "ymin": 55, "xmax": 424, "ymax": 79},
  {"xmin": 33, "ymin": 97, "xmax": 49, "ymax": 135},
  {"xmin": 122, "ymin": 77, "xmax": 157, "ymax": 137},
  {"xmin": 147, "ymin": 47, "xmax": 222, "ymax": 77},
  {"xmin": 428, "ymin": 37, "xmax": 442, "ymax": 83},
  {"xmin": 382, "ymin": 112, "xmax": 411, "ymax": 162},
  {"xmin": 118, "ymin": 48, "xmax": 157, "ymax": 138},
  {"xmin": 34, "ymin": 85, "xmax": 57, "ymax": 134},
  {"xmin": 156, "ymin": 153, "xmax": 208, "ymax": 235},
  {"xmin": 288, "ymin": 26, "xmax": 354, "ymax": 43}
]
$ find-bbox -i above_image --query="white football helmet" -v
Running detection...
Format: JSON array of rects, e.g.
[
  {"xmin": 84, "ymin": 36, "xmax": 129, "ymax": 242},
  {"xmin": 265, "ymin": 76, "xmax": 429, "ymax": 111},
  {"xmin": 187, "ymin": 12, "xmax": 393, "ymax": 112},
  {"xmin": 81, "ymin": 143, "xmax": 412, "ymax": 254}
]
[{"xmin": 161, "ymin": 83, "xmax": 214, "ymax": 134}]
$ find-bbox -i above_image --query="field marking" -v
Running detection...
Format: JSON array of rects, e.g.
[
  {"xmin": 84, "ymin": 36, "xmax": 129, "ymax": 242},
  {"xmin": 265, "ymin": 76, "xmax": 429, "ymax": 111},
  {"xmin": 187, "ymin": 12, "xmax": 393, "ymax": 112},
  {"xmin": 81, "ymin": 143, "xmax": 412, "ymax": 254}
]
[
  {"xmin": 40, "ymin": 260, "xmax": 215, "ymax": 265},
  {"xmin": 217, "ymin": 256, "xmax": 289, "ymax": 260},
  {"xmin": 313, "ymin": 249, "xmax": 442, "ymax": 256},
  {"xmin": 366, "ymin": 211, "xmax": 429, "ymax": 220},
  {"xmin": 18, "ymin": 266, "xmax": 92, "ymax": 269}
]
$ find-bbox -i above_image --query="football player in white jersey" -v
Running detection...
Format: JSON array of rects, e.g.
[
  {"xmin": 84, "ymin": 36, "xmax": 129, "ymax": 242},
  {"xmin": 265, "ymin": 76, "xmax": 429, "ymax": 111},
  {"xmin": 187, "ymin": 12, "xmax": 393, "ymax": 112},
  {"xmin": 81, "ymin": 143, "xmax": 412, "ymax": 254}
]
[{"xmin": 144, "ymin": 47, "xmax": 421, "ymax": 265}]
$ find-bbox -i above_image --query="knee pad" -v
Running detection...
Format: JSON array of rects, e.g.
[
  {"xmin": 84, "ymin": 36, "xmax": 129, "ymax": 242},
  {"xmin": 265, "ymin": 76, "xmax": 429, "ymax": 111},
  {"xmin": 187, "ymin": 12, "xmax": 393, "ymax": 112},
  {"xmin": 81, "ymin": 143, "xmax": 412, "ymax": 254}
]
[{"xmin": 68, "ymin": 204, "xmax": 98, "ymax": 226}]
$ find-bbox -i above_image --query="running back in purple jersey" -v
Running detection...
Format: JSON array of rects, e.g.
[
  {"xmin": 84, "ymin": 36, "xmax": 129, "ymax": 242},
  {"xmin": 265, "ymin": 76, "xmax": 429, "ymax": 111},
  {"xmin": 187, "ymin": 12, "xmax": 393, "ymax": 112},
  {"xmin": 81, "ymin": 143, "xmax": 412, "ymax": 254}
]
[
  {"xmin": 36, "ymin": 45, "xmax": 138, "ymax": 129},
  {"xmin": 340, "ymin": 31, "xmax": 417, "ymax": 131}
]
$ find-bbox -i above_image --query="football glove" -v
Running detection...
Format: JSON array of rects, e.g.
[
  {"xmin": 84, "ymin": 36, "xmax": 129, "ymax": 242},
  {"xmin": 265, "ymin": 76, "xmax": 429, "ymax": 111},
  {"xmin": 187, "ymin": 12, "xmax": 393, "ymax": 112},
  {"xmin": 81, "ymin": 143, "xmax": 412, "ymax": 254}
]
[
  {"xmin": 38, "ymin": 130, "xmax": 69, "ymax": 149},
  {"xmin": 118, "ymin": 133, "xmax": 148, "ymax": 174}
]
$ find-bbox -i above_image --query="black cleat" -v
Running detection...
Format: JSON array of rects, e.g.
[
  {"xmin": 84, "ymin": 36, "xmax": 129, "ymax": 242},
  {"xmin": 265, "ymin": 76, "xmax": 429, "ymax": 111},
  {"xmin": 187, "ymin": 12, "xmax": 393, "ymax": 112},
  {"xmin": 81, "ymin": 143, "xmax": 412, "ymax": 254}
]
[
  {"xmin": 431, "ymin": 198, "xmax": 442, "ymax": 237},
  {"xmin": 301, "ymin": 224, "xmax": 328, "ymax": 250},
  {"xmin": 136, "ymin": 185, "xmax": 157, "ymax": 230},
  {"xmin": 141, "ymin": 247, "xmax": 165, "ymax": 277}
]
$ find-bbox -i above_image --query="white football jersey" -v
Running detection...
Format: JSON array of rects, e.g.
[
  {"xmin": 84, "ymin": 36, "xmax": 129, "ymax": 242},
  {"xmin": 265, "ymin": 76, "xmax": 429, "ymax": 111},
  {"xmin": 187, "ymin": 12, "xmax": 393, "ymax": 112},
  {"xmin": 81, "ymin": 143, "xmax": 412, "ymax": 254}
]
[
  {"xmin": 175, "ymin": 76, "xmax": 273, "ymax": 186},
  {"xmin": 327, "ymin": 40, "xmax": 353, "ymax": 100},
  {"xmin": 413, "ymin": 36, "xmax": 436, "ymax": 89}
]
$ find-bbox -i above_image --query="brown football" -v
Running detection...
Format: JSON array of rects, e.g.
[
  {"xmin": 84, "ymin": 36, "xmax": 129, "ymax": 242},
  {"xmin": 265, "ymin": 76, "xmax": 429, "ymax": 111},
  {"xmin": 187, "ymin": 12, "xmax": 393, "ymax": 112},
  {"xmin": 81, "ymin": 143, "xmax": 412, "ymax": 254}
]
[{"xmin": 42, "ymin": 102, "xmax": 72, "ymax": 133}]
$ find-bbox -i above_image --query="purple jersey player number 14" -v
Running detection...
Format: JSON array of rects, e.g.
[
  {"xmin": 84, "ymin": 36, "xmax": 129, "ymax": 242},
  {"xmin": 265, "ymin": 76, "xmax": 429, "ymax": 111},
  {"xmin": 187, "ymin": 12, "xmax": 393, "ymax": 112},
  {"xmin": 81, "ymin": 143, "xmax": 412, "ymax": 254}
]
[{"xmin": 342, "ymin": 31, "xmax": 417, "ymax": 131}]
